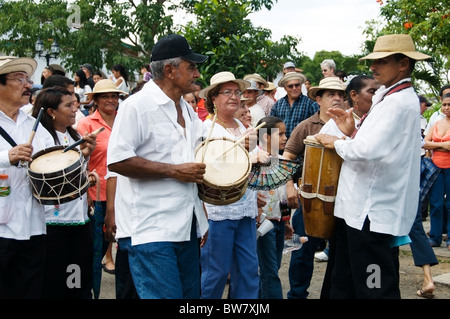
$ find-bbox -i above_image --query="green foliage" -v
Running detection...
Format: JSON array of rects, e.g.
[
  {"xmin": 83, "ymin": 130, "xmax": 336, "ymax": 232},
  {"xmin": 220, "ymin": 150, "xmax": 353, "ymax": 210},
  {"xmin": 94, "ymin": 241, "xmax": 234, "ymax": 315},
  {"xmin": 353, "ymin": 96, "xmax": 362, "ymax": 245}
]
[
  {"xmin": 181, "ymin": 0, "xmax": 301, "ymax": 85},
  {"xmin": 362, "ymin": 0, "xmax": 449, "ymax": 98}
]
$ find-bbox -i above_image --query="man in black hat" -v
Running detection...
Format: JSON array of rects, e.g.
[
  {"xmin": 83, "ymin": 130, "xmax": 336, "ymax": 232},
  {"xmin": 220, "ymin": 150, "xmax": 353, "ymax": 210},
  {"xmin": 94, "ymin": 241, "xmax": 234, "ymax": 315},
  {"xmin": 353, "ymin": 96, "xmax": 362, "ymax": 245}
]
[{"xmin": 107, "ymin": 34, "xmax": 209, "ymax": 299}]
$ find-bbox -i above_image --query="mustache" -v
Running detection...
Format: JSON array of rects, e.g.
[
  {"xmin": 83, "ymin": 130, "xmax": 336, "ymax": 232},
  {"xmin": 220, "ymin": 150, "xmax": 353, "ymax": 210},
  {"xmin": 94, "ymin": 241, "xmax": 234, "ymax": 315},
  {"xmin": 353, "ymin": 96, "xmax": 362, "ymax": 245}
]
[{"xmin": 23, "ymin": 89, "xmax": 32, "ymax": 95}]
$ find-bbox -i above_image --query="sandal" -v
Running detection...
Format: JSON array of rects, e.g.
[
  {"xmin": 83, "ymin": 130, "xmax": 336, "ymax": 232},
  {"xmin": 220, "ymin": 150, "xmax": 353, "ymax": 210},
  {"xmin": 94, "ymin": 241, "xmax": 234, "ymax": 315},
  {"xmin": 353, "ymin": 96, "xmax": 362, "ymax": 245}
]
[{"xmin": 417, "ymin": 289, "xmax": 434, "ymax": 299}]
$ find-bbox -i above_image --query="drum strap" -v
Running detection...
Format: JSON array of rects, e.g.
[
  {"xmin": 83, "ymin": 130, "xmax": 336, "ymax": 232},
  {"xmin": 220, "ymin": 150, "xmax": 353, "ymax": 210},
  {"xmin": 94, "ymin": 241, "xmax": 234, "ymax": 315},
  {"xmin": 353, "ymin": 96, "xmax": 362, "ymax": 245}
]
[
  {"xmin": 351, "ymin": 81, "xmax": 413, "ymax": 138},
  {"xmin": 0, "ymin": 125, "xmax": 17, "ymax": 147},
  {"xmin": 0, "ymin": 125, "xmax": 19, "ymax": 167}
]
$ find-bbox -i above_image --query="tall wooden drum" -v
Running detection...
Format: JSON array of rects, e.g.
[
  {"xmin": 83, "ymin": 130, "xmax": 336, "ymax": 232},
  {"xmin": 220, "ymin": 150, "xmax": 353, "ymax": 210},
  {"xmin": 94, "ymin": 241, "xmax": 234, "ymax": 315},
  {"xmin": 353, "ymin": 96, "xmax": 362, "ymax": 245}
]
[{"xmin": 299, "ymin": 135, "xmax": 342, "ymax": 239}]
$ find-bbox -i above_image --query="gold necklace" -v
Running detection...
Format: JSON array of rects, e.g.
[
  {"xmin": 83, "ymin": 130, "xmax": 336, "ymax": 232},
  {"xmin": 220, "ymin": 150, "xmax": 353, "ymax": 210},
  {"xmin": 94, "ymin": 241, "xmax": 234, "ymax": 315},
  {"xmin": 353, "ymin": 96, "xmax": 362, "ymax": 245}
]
[{"xmin": 216, "ymin": 117, "xmax": 239, "ymax": 136}]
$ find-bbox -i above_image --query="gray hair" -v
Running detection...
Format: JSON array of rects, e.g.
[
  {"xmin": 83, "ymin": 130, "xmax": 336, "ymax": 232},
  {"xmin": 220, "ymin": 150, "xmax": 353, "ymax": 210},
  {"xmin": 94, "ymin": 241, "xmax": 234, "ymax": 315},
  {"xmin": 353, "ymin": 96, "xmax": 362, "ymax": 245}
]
[
  {"xmin": 320, "ymin": 59, "xmax": 336, "ymax": 70},
  {"xmin": 150, "ymin": 57, "xmax": 183, "ymax": 80}
]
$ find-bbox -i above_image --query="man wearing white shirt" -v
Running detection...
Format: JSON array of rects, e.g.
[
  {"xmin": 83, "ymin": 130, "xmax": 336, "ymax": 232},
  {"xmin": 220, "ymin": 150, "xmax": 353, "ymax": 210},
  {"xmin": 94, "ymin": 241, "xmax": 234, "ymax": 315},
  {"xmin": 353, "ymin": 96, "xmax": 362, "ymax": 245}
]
[
  {"xmin": 0, "ymin": 56, "xmax": 54, "ymax": 298},
  {"xmin": 107, "ymin": 34, "xmax": 209, "ymax": 299},
  {"xmin": 316, "ymin": 34, "xmax": 430, "ymax": 298}
]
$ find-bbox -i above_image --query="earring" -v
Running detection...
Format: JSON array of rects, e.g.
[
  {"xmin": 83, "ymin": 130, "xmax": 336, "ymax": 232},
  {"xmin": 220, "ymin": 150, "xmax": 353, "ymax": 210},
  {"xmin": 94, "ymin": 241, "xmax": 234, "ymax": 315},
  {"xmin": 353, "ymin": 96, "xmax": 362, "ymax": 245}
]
[
  {"xmin": 52, "ymin": 116, "xmax": 56, "ymax": 120},
  {"xmin": 354, "ymin": 101, "xmax": 358, "ymax": 109}
]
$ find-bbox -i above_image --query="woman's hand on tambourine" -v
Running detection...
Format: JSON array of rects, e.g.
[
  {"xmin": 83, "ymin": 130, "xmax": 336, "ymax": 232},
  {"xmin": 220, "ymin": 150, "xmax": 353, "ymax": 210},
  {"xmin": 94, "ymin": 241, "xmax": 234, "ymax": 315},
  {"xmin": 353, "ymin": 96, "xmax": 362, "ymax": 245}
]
[
  {"xmin": 8, "ymin": 143, "xmax": 33, "ymax": 165},
  {"xmin": 173, "ymin": 163, "xmax": 206, "ymax": 184}
]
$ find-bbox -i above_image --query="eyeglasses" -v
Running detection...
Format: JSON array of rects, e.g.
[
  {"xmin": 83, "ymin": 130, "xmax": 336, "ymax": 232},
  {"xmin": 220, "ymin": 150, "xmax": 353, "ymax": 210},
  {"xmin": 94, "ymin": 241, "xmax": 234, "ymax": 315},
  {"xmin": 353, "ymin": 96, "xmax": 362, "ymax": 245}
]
[
  {"xmin": 6, "ymin": 77, "xmax": 32, "ymax": 86},
  {"xmin": 218, "ymin": 90, "xmax": 242, "ymax": 97},
  {"xmin": 286, "ymin": 83, "xmax": 301, "ymax": 89}
]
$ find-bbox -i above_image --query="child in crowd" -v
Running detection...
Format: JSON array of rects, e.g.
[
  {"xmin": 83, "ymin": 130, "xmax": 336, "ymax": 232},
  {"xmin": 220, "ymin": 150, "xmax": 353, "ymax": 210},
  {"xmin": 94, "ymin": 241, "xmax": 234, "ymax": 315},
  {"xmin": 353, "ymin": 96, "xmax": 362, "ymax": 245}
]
[{"xmin": 254, "ymin": 116, "xmax": 307, "ymax": 299}]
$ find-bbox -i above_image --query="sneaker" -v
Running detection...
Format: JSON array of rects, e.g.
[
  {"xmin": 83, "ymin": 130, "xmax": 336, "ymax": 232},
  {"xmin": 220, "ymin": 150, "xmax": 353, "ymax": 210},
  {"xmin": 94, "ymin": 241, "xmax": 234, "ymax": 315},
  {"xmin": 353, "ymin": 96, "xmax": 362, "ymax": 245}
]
[{"xmin": 314, "ymin": 251, "xmax": 329, "ymax": 262}]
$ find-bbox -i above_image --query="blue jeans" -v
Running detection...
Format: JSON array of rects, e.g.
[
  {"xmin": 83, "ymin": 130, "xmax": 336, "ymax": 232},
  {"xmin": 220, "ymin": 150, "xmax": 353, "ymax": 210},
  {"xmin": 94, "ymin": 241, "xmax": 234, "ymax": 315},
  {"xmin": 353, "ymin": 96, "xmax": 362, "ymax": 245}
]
[
  {"xmin": 118, "ymin": 218, "xmax": 200, "ymax": 299},
  {"xmin": 200, "ymin": 217, "xmax": 259, "ymax": 299},
  {"xmin": 428, "ymin": 168, "xmax": 450, "ymax": 246},
  {"xmin": 287, "ymin": 206, "xmax": 321, "ymax": 299},
  {"xmin": 257, "ymin": 219, "xmax": 285, "ymax": 299}
]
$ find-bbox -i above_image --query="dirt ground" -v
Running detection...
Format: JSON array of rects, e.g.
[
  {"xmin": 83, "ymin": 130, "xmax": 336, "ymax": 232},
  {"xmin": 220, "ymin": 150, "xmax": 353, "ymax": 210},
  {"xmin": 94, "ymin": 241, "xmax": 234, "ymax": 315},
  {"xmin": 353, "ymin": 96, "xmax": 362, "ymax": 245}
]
[{"xmin": 99, "ymin": 244, "xmax": 450, "ymax": 300}]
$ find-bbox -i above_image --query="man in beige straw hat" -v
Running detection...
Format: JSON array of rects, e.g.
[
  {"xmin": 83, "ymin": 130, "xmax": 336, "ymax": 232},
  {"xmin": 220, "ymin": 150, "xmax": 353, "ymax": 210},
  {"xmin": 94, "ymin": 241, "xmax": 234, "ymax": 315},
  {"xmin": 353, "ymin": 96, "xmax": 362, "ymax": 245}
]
[
  {"xmin": 270, "ymin": 71, "xmax": 319, "ymax": 139},
  {"xmin": 0, "ymin": 56, "xmax": 55, "ymax": 298},
  {"xmin": 316, "ymin": 34, "xmax": 431, "ymax": 298},
  {"xmin": 281, "ymin": 76, "xmax": 346, "ymax": 299},
  {"xmin": 107, "ymin": 34, "xmax": 209, "ymax": 299}
]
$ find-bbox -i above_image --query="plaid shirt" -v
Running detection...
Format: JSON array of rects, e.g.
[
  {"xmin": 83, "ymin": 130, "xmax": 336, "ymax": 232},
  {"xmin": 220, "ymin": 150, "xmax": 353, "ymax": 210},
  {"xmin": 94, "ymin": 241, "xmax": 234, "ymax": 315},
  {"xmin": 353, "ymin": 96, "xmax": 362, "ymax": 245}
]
[
  {"xmin": 420, "ymin": 156, "xmax": 440, "ymax": 203},
  {"xmin": 270, "ymin": 94, "xmax": 319, "ymax": 138}
]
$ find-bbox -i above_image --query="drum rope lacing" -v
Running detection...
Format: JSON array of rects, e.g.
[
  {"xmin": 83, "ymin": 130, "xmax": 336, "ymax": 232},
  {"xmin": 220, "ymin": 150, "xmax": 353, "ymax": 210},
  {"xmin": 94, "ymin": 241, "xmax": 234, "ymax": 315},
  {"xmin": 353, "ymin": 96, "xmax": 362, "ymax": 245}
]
[
  {"xmin": 298, "ymin": 146, "xmax": 336, "ymax": 203},
  {"xmin": 27, "ymin": 157, "xmax": 89, "ymax": 205}
]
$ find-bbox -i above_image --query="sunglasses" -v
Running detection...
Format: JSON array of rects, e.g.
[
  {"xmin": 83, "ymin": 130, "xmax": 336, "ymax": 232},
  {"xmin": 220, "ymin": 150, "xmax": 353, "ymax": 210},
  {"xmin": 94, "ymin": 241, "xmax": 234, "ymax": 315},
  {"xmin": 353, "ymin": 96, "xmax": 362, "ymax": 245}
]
[{"xmin": 286, "ymin": 83, "xmax": 301, "ymax": 89}]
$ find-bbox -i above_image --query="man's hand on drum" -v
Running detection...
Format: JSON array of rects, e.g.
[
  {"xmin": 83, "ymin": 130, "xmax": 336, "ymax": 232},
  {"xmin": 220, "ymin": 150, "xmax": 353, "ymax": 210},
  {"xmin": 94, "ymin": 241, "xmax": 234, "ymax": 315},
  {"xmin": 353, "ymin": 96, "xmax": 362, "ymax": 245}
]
[
  {"xmin": 327, "ymin": 107, "xmax": 356, "ymax": 137},
  {"xmin": 79, "ymin": 131, "xmax": 97, "ymax": 159},
  {"xmin": 286, "ymin": 180, "xmax": 299, "ymax": 209},
  {"xmin": 8, "ymin": 143, "xmax": 33, "ymax": 166},
  {"xmin": 315, "ymin": 134, "xmax": 344, "ymax": 150},
  {"xmin": 172, "ymin": 163, "xmax": 206, "ymax": 184}
]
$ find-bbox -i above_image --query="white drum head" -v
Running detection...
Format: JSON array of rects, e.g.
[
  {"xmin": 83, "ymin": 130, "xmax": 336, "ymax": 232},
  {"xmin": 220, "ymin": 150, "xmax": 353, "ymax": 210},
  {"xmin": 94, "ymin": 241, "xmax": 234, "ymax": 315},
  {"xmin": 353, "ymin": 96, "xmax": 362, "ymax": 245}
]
[
  {"xmin": 196, "ymin": 139, "xmax": 249, "ymax": 186},
  {"xmin": 30, "ymin": 149, "xmax": 80, "ymax": 173}
]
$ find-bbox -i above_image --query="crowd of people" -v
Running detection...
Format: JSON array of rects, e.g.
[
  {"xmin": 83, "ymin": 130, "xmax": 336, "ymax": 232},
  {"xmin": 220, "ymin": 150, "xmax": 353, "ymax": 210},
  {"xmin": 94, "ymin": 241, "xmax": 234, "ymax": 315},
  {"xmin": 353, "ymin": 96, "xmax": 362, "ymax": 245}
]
[{"xmin": 0, "ymin": 31, "xmax": 449, "ymax": 300}]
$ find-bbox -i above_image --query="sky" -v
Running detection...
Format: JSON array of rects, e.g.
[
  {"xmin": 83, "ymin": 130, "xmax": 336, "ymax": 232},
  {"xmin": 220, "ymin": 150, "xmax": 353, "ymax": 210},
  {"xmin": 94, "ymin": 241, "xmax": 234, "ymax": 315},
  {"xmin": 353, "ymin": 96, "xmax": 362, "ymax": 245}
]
[{"xmin": 248, "ymin": 0, "xmax": 384, "ymax": 58}]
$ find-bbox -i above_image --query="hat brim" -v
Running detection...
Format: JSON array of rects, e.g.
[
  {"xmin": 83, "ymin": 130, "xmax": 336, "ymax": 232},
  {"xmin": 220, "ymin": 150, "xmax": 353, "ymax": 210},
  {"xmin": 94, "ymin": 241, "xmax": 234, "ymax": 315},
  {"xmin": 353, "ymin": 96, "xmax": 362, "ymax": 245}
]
[
  {"xmin": 278, "ymin": 72, "xmax": 307, "ymax": 88},
  {"xmin": 181, "ymin": 52, "xmax": 208, "ymax": 64},
  {"xmin": 199, "ymin": 79, "xmax": 250, "ymax": 99},
  {"xmin": 359, "ymin": 51, "xmax": 431, "ymax": 61},
  {"xmin": 0, "ymin": 57, "xmax": 37, "ymax": 77},
  {"xmin": 307, "ymin": 86, "xmax": 346, "ymax": 100},
  {"xmin": 85, "ymin": 88, "xmax": 127, "ymax": 96}
]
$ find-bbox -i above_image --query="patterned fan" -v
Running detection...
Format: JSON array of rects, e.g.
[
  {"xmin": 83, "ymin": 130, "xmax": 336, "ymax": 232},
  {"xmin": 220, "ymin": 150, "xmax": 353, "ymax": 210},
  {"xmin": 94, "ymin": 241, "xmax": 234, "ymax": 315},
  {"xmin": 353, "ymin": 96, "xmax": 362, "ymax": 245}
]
[{"xmin": 248, "ymin": 156, "xmax": 300, "ymax": 190}]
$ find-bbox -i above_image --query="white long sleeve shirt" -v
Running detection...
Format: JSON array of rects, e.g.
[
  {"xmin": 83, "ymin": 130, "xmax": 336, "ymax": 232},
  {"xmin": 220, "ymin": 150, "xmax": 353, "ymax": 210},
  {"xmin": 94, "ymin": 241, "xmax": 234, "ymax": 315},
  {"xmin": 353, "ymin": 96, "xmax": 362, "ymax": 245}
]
[
  {"xmin": 333, "ymin": 79, "xmax": 420, "ymax": 236},
  {"xmin": 0, "ymin": 109, "xmax": 54, "ymax": 239},
  {"xmin": 107, "ymin": 80, "xmax": 209, "ymax": 245}
]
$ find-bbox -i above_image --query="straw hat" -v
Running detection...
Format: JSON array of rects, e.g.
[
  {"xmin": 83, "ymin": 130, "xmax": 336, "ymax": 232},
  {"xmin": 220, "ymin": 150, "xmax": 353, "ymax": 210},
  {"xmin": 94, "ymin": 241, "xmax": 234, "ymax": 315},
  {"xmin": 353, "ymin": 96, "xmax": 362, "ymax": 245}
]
[
  {"xmin": 360, "ymin": 34, "xmax": 431, "ymax": 61},
  {"xmin": 307, "ymin": 77, "xmax": 346, "ymax": 100},
  {"xmin": 243, "ymin": 73, "xmax": 269, "ymax": 88},
  {"xmin": 199, "ymin": 71, "xmax": 250, "ymax": 99},
  {"xmin": 0, "ymin": 56, "xmax": 37, "ymax": 76},
  {"xmin": 277, "ymin": 72, "xmax": 307, "ymax": 88},
  {"xmin": 85, "ymin": 79, "xmax": 126, "ymax": 97},
  {"xmin": 263, "ymin": 81, "xmax": 277, "ymax": 91}
]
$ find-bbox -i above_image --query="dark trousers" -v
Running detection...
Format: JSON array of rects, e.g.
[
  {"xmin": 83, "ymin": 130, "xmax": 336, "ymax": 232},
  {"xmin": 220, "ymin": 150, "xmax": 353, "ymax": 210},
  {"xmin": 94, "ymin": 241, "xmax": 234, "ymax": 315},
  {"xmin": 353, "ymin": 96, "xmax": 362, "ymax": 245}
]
[
  {"xmin": 43, "ymin": 223, "xmax": 93, "ymax": 299},
  {"xmin": 410, "ymin": 201, "xmax": 438, "ymax": 267},
  {"xmin": 0, "ymin": 235, "xmax": 46, "ymax": 298},
  {"xmin": 329, "ymin": 217, "xmax": 400, "ymax": 299},
  {"xmin": 115, "ymin": 241, "xmax": 138, "ymax": 299}
]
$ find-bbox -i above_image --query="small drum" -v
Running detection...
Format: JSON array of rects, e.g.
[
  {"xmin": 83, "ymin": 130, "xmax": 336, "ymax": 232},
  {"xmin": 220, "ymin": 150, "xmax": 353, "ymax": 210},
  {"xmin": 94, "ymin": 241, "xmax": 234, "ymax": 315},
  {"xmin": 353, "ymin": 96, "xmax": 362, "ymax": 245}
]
[
  {"xmin": 27, "ymin": 145, "xmax": 89, "ymax": 205},
  {"xmin": 299, "ymin": 136, "xmax": 342, "ymax": 239},
  {"xmin": 195, "ymin": 137, "xmax": 251, "ymax": 205}
]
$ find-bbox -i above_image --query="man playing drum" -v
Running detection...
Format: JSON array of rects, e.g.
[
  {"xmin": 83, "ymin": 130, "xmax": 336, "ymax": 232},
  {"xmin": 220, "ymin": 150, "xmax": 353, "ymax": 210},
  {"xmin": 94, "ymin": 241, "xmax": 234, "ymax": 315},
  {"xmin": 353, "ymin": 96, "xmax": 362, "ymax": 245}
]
[
  {"xmin": 282, "ymin": 77, "xmax": 346, "ymax": 299},
  {"xmin": 107, "ymin": 34, "xmax": 209, "ymax": 299},
  {"xmin": 316, "ymin": 34, "xmax": 430, "ymax": 298},
  {"xmin": 0, "ymin": 56, "xmax": 54, "ymax": 298}
]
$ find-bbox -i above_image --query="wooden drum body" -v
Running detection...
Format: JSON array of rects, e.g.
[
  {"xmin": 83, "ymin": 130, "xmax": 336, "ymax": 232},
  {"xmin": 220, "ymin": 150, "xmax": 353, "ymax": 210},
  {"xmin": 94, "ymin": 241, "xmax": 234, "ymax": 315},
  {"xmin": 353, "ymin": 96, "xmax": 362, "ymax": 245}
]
[
  {"xmin": 195, "ymin": 137, "xmax": 251, "ymax": 205},
  {"xmin": 27, "ymin": 145, "xmax": 89, "ymax": 205},
  {"xmin": 299, "ymin": 136, "xmax": 342, "ymax": 239}
]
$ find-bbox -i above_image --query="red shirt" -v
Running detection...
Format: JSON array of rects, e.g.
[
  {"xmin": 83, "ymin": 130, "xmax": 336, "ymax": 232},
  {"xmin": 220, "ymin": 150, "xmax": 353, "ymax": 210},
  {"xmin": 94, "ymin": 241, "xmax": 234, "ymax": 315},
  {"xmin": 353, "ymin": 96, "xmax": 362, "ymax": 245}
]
[{"xmin": 76, "ymin": 110, "xmax": 114, "ymax": 201}]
